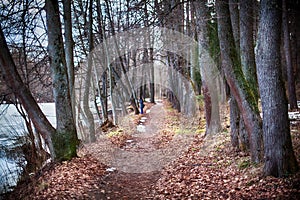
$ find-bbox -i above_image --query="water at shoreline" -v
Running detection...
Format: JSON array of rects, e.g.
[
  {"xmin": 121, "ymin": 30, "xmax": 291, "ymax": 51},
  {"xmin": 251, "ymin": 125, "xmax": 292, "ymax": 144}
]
[{"xmin": 0, "ymin": 103, "xmax": 56, "ymax": 194}]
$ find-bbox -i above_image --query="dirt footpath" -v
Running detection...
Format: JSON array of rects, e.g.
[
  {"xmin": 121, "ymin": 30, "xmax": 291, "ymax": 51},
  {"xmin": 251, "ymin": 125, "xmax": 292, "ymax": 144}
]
[{"xmin": 86, "ymin": 101, "xmax": 193, "ymax": 199}]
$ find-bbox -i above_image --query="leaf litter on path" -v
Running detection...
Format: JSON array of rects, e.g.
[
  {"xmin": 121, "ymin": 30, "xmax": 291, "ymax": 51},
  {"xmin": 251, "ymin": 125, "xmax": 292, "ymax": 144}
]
[{"xmin": 6, "ymin": 100, "xmax": 300, "ymax": 199}]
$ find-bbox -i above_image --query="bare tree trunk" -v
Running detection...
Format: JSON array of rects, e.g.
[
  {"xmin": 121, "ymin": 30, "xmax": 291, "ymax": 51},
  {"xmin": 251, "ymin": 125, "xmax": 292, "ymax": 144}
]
[
  {"xmin": 240, "ymin": 0, "xmax": 259, "ymax": 100},
  {"xmin": 194, "ymin": 0, "xmax": 221, "ymax": 135},
  {"xmin": 63, "ymin": 0, "xmax": 76, "ymax": 117},
  {"xmin": 45, "ymin": 0, "xmax": 79, "ymax": 161},
  {"xmin": 83, "ymin": 0, "xmax": 96, "ymax": 143},
  {"xmin": 256, "ymin": 0, "xmax": 298, "ymax": 177},
  {"xmin": 229, "ymin": 97, "xmax": 239, "ymax": 148},
  {"xmin": 100, "ymin": 1, "xmax": 117, "ymax": 124},
  {"xmin": 76, "ymin": 67, "xmax": 87, "ymax": 140},
  {"xmin": 296, "ymin": 1, "xmax": 300, "ymax": 82},
  {"xmin": 282, "ymin": 0, "xmax": 298, "ymax": 110},
  {"xmin": 229, "ymin": 0, "xmax": 240, "ymax": 54},
  {"xmin": 96, "ymin": 0, "xmax": 108, "ymax": 123},
  {"xmin": 289, "ymin": 1, "xmax": 299, "ymax": 100},
  {"xmin": 149, "ymin": 47, "xmax": 155, "ymax": 103},
  {"xmin": 100, "ymin": 72, "xmax": 108, "ymax": 122},
  {"xmin": 216, "ymin": 0, "xmax": 263, "ymax": 163},
  {"xmin": 108, "ymin": 62, "xmax": 117, "ymax": 125},
  {"xmin": 228, "ymin": 0, "xmax": 249, "ymax": 149},
  {"xmin": 143, "ymin": 2, "xmax": 155, "ymax": 104},
  {"xmin": 235, "ymin": 0, "xmax": 259, "ymax": 151}
]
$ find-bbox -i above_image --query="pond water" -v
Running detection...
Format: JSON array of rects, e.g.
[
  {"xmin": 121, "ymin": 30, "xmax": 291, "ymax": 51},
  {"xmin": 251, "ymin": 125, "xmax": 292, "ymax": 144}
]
[{"xmin": 0, "ymin": 103, "xmax": 56, "ymax": 194}]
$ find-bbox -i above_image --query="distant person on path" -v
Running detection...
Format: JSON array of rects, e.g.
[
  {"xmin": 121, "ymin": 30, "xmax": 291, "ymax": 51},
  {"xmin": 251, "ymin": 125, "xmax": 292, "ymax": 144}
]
[{"xmin": 139, "ymin": 98, "xmax": 144, "ymax": 114}]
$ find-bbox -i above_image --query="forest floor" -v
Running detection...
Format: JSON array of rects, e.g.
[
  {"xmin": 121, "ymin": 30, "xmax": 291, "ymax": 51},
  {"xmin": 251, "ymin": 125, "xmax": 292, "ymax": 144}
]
[{"xmin": 5, "ymin": 100, "xmax": 300, "ymax": 200}]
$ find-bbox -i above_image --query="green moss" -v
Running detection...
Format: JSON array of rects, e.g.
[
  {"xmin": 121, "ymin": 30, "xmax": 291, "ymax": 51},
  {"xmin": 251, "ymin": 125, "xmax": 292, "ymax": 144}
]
[
  {"xmin": 229, "ymin": 35, "xmax": 260, "ymax": 114},
  {"xmin": 52, "ymin": 130, "xmax": 79, "ymax": 161}
]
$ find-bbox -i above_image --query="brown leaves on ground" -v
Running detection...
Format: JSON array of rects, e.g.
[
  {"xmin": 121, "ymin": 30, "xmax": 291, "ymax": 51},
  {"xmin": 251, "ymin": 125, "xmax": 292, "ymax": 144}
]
[
  {"xmin": 107, "ymin": 129, "xmax": 132, "ymax": 148},
  {"xmin": 7, "ymin": 102, "xmax": 300, "ymax": 199},
  {"xmin": 152, "ymin": 133, "xmax": 300, "ymax": 199},
  {"xmin": 8, "ymin": 155, "xmax": 106, "ymax": 200},
  {"xmin": 100, "ymin": 120, "xmax": 115, "ymax": 132},
  {"xmin": 152, "ymin": 101, "xmax": 181, "ymax": 148}
]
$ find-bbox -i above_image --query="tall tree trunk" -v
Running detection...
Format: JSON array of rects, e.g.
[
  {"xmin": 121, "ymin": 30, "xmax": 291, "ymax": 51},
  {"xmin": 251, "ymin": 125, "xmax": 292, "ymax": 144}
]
[
  {"xmin": 289, "ymin": 1, "xmax": 299, "ymax": 101},
  {"xmin": 100, "ymin": 72, "xmax": 108, "ymax": 122},
  {"xmin": 282, "ymin": 0, "xmax": 298, "ymax": 110},
  {"xmin": 82, "ymin": 0, "xmax": 96, "ymax": 143},
  {"xmin": 143, "ymin": 2, "xmax": 155, "ymax": 104},
  {"xmin": 193, "ymin": 0, "xmax": 221, "ymax": 134},
  {"xmin": 296, "ymin": 1, "xmax": 300, "ymax": 82},
  {"xmin": 96, "ymin": 0, "xmax": 108, "ymax": 123},
  {"xmin": 229, "ymin": 97, "xmax": 240, "ymax": 148},
  {"xmin": 100, "ymin": 0, "xmax": 117, "ymax": 124},
  {"xmin": 0, "ymin": 25, "xmax": 56, "ymax": 159},
  {"xmin": 229, "ymin": 0, "xmax": 240, "ymax": 54},
  {"xmin": 240, "ymin": 0, "xmax": 259, "ymax": 100},
  {"xmin": 45, "ymin": 0, "xmax": 79, "ymax": 161},
  {"xmin": 229, "ymin": 0, "xmax": 249, "ymax": 150},
  {"xmin": 63, "ymin": 0, "xmax": 76, "ymax": 117},
  {"xmin": 163, "ymin": 0, "xmax": 183, "ymax": 112},
  {"xmin": 149, "ymin": 47, "xmax": 155, "ymax": 103},
  {"xmin": 255, "ymin": 0, "xmax": 298, "ymax": 177},
  {"xmin": 216, "ymin": 0, "xmax": 263, "ymax": 163},
  {"xmin": 235, "ymin": 0, "xmax": 259, "ymax": 151}
]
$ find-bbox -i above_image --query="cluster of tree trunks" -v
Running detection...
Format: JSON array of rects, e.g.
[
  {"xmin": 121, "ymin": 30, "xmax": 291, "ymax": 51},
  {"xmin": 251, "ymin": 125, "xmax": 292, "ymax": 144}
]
[
  {"xmin": 0, "ymin": 0, "xmax": 298, "ymax": 178},
  {"xmin": 215, "ymin": 0, "xmax": 298, "ymax": 176}
]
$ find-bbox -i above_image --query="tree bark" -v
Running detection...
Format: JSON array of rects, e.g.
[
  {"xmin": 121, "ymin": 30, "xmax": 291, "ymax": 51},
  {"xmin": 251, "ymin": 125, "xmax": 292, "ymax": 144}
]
[
  {"xmin": 255, "ymin": 0, "xmax": 298, "ymax": 177},
  {"xmin": 229, "ymin": 0, "xmax": 240, "ymax": 54},
  {"xmin": 216, "ymin": 0, "xmax": 263, "ymax": 163},
  {"xmin": 228, "ymin": 0, "xmax": 248, "ymax": 150},
  {"xmin": 45, "ymin": 0, "xmax": 79, "ymax": 161},
  {"xmin": 149, "ymin": 47, "xmax": 155, "ymax": 103},
  {"xmin": 240, "ymin": 0, "xmax": 259, "ymax": 100},
  {"xmin": 82, "ymin": 0, "xmax": 96, "ymax": 143},
  {"xmin": 229, "ymin": 96, "xmax": 239, "ymax": 148},
  {"xmin": 96, "ymin": 0, "xmax": 108, "ymax": 123},
  {"xmin": 194, "ymin": 0, "xmax": 221, "ymax": 135},
  {"xmin": 288, "ymin": 1, "xmax": 298, "ymax": 100},
  {"xmin": 296, "ymin": 1, "xmax": 300, "ymax": 82},
  {"xmin": 233, "ymin": 0, "xmax": 259, "ymax": 151},
  {"xmin": 63, "ymin": 0, "xmax": 76, "ymax": 117},
  {"xmin": 282, "ymin": 0, "xmax": 298, "ymax": 110}
]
